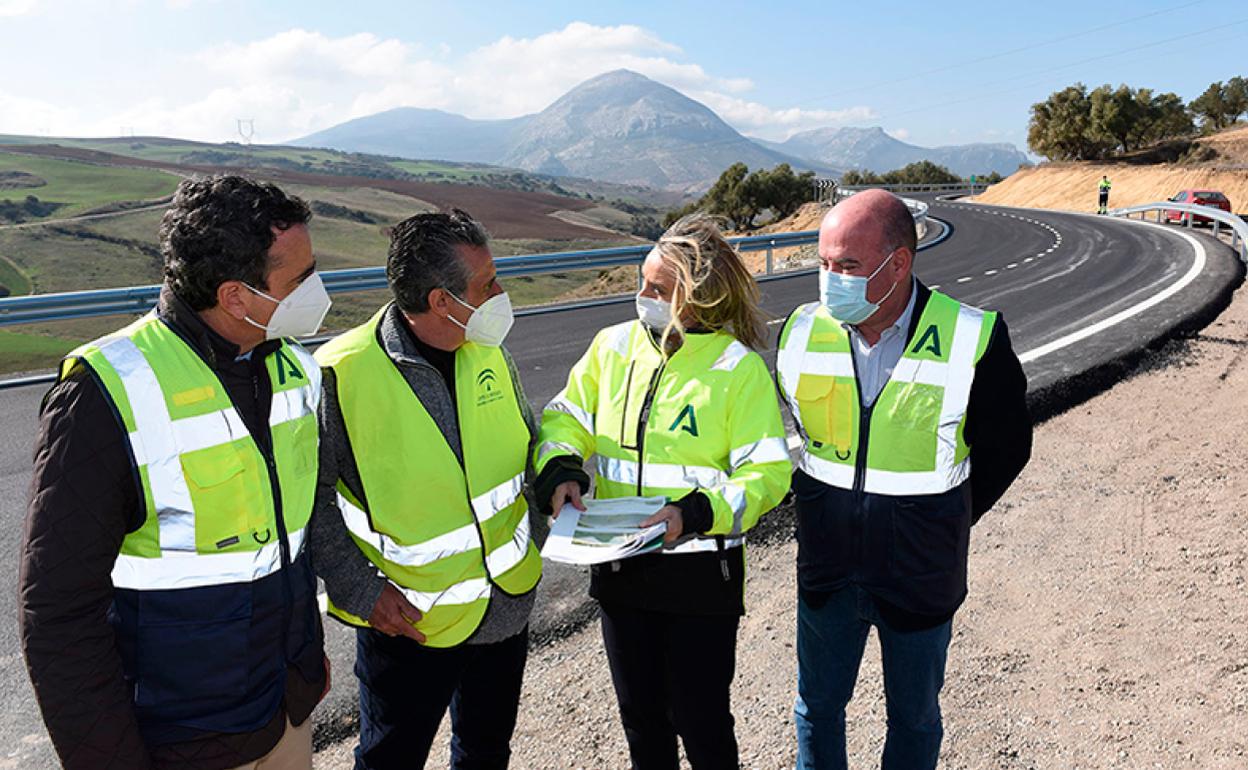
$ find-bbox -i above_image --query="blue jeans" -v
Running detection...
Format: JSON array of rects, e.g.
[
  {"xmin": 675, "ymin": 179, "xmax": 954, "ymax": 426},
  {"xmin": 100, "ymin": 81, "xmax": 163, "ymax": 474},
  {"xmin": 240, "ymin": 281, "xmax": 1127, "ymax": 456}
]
[{"xmin": 794, "ymin": 586, "xmax": 952, "ymax": 770}]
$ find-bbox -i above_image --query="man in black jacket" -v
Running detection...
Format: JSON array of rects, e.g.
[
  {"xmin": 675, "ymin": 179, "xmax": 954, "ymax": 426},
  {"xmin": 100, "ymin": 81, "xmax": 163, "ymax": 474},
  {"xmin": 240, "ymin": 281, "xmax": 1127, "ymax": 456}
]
[
  {"xmin": 20, "ymin": 176, "xmax": 339, "ymax": 769},
  {"xmin": 777, "ymin": 190, "xmax": 1032, "ymax": 770}
]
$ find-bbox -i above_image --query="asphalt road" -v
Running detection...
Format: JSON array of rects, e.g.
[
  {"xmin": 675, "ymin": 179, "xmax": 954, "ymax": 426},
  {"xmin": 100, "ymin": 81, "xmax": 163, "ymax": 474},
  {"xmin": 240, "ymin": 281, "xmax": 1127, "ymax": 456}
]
[{"xmin": 0, "ymin": 199, "xmax": 1237, "ymax": 767}]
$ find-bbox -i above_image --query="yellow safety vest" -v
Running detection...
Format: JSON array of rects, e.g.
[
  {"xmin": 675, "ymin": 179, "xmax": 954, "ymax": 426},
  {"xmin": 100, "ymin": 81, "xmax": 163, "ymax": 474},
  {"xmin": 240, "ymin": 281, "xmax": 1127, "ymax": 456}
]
[
  {"xmin": 315, "ymin": 307, "xmax": 541, "ymax": 648},
  {"xmin": 777, "ymin": 290, "xmax": 996, "ymax": 495},
  {"xmin": 68, "ymin": 312, "xmax": 320, "ymax": 588},
  {"xmin": 536, "ymin": 321, "xmax": 791, "ymax": 552}
]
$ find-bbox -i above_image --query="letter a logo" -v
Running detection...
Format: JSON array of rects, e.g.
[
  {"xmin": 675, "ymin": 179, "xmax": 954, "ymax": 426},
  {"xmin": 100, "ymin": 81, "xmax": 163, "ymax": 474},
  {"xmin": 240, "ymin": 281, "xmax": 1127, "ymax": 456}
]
[
  {"xmin": 669, "ymin": 404, "xmax": 699, "ymax": 437},
  {"xmin": 910, "ymin": 324, "xmax": 943, "ymax": 357},
  {"xmin": 273, "ymin": 349, "xmax": 303, "ymax": 386}
]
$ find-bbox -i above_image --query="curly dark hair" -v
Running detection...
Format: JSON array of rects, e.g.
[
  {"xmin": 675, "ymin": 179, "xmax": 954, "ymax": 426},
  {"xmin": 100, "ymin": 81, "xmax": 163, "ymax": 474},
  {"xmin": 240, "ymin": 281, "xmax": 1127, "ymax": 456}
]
[
  {"xmin": 387, "ymin": 209, "xmax": 489, "ymax": 314},
  {"xmin": 160, "ymin": 175, "xmax": 312, "ymax": 310}
]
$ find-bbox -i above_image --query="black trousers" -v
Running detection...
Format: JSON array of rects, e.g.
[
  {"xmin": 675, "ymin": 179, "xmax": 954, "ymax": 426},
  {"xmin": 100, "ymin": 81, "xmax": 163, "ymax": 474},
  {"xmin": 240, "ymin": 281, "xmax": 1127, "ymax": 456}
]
[
  {"xmin": 353, "ymin": 626, "xmax": 528, "ymax": 770},
  {"xmin": 600, "ymin": 602, "xmax": 741, "ymax": 769}
]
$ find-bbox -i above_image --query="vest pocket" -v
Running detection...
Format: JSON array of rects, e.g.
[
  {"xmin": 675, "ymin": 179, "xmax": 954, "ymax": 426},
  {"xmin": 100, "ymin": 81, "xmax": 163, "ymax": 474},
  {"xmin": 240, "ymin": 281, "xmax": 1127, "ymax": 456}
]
[
  {"xmin": 183, "ymin": 446, "xmax": 265, "ymax": 550},
  {"xmin": 134, "ymin": 589, "xmax": 252, "ymax": 721},
  {"xmin": 794, "ymin": 375, "xmax": 836, "ymax": 446}
]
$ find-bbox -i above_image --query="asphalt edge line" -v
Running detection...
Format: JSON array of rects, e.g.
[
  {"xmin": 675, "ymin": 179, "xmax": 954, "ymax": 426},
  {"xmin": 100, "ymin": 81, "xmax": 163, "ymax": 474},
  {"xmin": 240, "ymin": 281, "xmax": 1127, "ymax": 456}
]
[{"xmin": 1019, "ymin": 220, "xmax": 1207, "ymax": 364}]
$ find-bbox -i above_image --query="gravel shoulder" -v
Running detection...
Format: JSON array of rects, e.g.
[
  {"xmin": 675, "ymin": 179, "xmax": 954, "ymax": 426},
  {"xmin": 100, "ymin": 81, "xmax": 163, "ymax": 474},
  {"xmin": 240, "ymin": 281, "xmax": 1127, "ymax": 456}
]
[{"xmin": 318, "ymin": 283, "xmax": 1248, "ymax": 769}]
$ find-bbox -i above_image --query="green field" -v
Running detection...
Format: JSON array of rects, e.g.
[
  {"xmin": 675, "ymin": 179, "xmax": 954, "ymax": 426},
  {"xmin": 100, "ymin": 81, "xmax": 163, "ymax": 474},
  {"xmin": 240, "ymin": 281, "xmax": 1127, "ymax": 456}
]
[
  {"xmin": 0, "ymin": 150, "xmax": 179, "ymax": 220},
  {"xmin": 0, "ymin": 329, "xmax": 80, "ymax": 374}
]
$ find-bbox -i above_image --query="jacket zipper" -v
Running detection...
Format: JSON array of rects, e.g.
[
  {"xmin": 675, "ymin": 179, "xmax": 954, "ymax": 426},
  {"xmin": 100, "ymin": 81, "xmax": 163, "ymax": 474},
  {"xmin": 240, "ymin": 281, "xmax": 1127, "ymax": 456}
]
[
  {"xmin": 252, "ymin": 368, "xmax": 294, "ymax": 656},
  {"xmin": 846, "ymin": 347, "xmax": 872, "ymax": 570},
  {"xmin": 634, "ymin": 362, "xmax": 666, "ymax": 495}
]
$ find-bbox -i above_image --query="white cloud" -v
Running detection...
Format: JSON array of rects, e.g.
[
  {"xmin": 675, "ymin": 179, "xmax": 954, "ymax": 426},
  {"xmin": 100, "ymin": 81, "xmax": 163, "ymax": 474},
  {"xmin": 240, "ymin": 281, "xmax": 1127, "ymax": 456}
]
[
  {"xmin": 0, "ymin": 89, "xmax": 77, "ymax": 135},
  {"xmin": 0, "ymin": 0, "xmax": 38, "ymax": 16},
  {"xmin": 9, "ymin": 22, "xmax": 879, "ymax": 144},
  {"xmin": 888, "ymin": 128, "xmax": 910, "ymax": 140}
]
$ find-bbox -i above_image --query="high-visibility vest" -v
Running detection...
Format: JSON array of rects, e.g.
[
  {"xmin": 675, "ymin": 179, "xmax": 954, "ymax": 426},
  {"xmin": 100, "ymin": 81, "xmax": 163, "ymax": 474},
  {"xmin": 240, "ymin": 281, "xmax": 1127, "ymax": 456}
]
[
  {"xmin": 69, "ymin": 313, "xmax": 320, "ymax": 589},
  {"xmin": 66, "ymin": 312, "xmax": 322, "ymax": 736},
  {"xmin": 777, "ymin": 291, "xmax": 996, "ymax": 495},
  {"xmin": 315, "ymin": 307, "xmax": 541, "ymax": 648},
  {"xmin": 1099, "ymin": 179, "xmax": 1112, "ymax": 191},
  {"xmin": 535, "ymin": 321, "xmax": 791, "ymax": 552}
]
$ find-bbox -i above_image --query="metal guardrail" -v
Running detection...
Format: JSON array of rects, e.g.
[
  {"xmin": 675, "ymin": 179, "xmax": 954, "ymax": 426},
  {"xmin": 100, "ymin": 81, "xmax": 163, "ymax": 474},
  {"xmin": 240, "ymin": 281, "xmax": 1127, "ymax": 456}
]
[
  {"xmin": 0, "ymin": 230, "xmax": 821, "ymax": 328},
  {"xmin": 1109, "ymin": 202, "xmax": 1248, "ymax": 263},
  {"xmin": 839, "ymin": 182, "xmax": 990, "ymax": 194}
]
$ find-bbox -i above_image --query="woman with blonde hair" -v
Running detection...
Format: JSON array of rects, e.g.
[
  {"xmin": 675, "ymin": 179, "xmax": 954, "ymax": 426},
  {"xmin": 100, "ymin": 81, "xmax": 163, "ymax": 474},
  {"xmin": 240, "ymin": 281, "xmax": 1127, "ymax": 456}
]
[{"xmin": 534, "ymin": 214, "xmax": 791, "ymax": 768}]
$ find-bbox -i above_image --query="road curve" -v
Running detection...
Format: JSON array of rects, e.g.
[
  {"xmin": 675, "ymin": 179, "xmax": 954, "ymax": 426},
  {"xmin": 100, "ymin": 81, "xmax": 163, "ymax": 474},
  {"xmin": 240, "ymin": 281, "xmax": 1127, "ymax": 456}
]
[{"xmin": 0, "ymin": 200, "xmax": 1237, "ymax": 766}]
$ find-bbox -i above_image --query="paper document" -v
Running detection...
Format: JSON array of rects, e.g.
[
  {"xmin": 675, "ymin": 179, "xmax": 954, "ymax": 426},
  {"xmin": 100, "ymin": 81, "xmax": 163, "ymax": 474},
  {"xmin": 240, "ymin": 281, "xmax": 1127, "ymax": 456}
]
[{"xmin": 541, "ymin": 496, "xmax": 669, "ymax": 565}]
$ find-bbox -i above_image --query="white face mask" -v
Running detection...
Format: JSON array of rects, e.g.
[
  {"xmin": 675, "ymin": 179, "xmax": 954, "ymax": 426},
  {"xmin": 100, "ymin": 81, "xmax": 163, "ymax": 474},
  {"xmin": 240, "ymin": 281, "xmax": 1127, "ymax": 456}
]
[
  {"xmin": 635, "ymin": 294, "xmax": 673, "ymax": 331},
  {"xmin": 448, "ymin": 290, "xmax": 514, "ymax": 347},
  {"xmin": 244, "ymin": 272, "xmax": 332, "ymax": 340}
]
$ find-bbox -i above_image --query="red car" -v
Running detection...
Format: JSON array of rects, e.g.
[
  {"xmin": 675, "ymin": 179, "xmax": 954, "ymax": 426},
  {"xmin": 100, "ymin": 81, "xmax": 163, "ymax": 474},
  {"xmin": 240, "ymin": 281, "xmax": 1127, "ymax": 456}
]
[{"xmin": 1165, "ymin": 189, "xmax": 1232, "ymax": 225}]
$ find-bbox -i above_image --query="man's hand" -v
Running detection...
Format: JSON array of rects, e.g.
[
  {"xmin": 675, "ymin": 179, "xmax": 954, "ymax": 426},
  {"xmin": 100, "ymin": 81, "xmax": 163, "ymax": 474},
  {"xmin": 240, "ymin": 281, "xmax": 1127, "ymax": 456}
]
[
  {"xmin": 368, "ymin": 583, "xmax": 426, "ymax": 643},
  {"xmin": 550, "ymin": 480, "xmax": 586, "ymax": 519},
  {"xmin": 640, "ymin": 504, "xmax": 684, "ymax": 545}
]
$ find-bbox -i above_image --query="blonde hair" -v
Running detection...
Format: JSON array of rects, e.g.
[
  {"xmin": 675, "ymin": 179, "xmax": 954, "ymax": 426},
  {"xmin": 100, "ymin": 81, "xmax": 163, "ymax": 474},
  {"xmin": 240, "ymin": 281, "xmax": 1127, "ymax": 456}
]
[{"xmin": 651, "ymin": 213, "xmax": 767, "ymax": 352}]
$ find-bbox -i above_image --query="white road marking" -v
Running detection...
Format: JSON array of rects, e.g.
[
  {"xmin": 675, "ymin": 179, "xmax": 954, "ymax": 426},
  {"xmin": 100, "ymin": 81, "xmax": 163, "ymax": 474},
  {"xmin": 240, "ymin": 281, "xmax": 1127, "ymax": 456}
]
[
  {"xmin": 1018, "ymin": 223, "xmax": 1206, "ymax": 364},
  {"xmin": 957, "ymin": 276, "xmax": 973, "ymax": 283},
  {"xmin": 985, "ymin": 269, "xmax": 998, "ymax": 276}
]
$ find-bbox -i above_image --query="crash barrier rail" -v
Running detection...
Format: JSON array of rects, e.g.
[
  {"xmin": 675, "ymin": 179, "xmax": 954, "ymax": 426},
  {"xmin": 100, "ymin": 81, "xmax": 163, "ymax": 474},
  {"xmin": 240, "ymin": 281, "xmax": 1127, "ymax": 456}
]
[
  {"xmin": 833, "ymin": 189, "xmax": 930, "ymax": 233},
  {"xmin": 0, "ymin": 229, "xmax": 822, "ymax": 329},
  {"xmin": 1109, "ymin": 202, "xmax": 1248, "ymax": 264},
  {"xmin": 838, "ymin": 182, "xmax": 990, "ymax": 195}
]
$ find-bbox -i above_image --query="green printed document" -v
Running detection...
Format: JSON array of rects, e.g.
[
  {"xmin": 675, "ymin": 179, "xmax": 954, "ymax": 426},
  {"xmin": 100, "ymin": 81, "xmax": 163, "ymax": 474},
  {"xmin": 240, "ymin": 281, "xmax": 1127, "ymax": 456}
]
[{"xmin": 541, "ymin": 496, "xmax": 668, "ymax": 565}]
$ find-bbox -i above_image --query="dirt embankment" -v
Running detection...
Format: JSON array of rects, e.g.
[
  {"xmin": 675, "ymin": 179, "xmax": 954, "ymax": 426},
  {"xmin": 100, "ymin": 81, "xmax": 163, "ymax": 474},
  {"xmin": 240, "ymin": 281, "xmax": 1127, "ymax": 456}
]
[{"xmin": 975, "ymin": 125, "xmax": 1248, "ymax": 214}]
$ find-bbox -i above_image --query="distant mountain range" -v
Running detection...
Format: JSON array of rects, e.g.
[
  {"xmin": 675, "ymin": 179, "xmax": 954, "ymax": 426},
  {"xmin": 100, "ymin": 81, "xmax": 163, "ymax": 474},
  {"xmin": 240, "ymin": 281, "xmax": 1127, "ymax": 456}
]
[
  {"xmin": 295, "ymin": 69, "xmax": 1029, "ymax": 191},
  {"xmin": 760, "ymin": 126, "xmax": 1030, "ymax": 178}
]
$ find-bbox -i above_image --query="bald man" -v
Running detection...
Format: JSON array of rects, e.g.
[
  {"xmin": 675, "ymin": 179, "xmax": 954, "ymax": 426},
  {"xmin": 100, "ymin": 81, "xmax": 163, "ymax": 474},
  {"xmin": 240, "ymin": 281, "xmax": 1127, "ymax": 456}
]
[{"xmin": 776, "ymin": 190, "xmax": 1031, "ymax": 769}]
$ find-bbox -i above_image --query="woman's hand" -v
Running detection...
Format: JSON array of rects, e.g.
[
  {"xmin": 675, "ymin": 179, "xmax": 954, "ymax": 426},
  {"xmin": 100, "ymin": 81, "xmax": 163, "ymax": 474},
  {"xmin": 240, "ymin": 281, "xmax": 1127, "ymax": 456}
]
[
  {"xmin": 550, "ymin": 480, "xmax": 586, "ymax": 519},
  {"xmin": 640, "ymin": 504, "xmax": 684, "ymax": 544}
]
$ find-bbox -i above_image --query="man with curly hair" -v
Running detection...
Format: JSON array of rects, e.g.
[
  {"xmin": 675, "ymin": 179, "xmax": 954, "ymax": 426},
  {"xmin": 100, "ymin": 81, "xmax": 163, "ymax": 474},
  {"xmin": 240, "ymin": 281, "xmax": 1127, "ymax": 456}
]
[{"xmin": 21, "ymin": 175, "xmax": 337, "ymax": 769}]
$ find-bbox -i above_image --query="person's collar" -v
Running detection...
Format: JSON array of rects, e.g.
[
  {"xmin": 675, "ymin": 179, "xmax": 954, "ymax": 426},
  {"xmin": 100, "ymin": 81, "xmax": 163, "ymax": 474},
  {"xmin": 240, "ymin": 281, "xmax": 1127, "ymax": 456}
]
[
  {"xmin": 380, "ymin": 302, "xmax": 445, "ymax": 368},
  {"xmin": 158, "ymin": 285, "xmax": 279, "ymax": 368}
]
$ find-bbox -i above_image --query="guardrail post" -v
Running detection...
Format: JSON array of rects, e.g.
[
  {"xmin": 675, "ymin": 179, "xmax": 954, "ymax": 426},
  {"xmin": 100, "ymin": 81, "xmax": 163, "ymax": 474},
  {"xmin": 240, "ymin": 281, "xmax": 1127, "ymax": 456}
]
[
  {"xmin": 766, "ymin": 242, "xmax": 774, "ymax": 275},
  {"xmin": 1213, "ymin": 220, "xmax": 1221, "ymax": 238}
]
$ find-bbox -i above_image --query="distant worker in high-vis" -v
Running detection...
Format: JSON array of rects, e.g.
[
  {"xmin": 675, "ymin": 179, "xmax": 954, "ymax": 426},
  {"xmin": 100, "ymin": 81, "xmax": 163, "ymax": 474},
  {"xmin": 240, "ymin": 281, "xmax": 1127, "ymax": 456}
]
[
  {"xmin": 1098, "ymin": 175, "xmax": 1112, "ymax": 214},
  {"xmin": 778, "ymin": 190, "xmax": 1032, "ymax": 770}
]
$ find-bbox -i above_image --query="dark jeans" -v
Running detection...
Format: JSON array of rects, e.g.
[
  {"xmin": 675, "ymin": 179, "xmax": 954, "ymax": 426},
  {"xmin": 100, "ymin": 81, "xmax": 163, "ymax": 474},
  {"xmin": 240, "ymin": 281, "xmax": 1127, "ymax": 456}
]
[
  {"xmin": 794, "ymin": 585, "xmax": 952, "ymax": 770},
  {"xmin": 600, "ymin": 602, "xmax": 740, "ymax": 769},
  {"xmin": 353, "ymin": 626, "xmax": 528, "ymax": 770}
]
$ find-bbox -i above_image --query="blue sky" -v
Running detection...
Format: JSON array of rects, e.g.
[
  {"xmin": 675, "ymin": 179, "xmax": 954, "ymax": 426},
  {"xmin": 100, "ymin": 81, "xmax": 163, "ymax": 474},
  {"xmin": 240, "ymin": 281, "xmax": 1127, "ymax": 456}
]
[{"xmin": 1, "ymin": 0, "xmax": 1244, "ymax": 151}]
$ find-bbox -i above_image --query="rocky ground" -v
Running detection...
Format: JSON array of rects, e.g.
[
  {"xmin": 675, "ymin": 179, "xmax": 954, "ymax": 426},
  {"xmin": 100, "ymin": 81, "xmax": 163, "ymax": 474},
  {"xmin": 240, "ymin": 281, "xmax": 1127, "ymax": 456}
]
[{"xmin": 319, "ymin": 282, "xmax": 1248, "ymax": 769}]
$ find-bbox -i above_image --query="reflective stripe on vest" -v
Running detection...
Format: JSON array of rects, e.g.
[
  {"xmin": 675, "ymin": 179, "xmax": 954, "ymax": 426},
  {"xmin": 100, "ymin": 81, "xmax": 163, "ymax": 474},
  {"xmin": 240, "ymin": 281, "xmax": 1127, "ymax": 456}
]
[
  {"xmin": 536, "ymin": 321, "xmax": 791, "ymax": 555},
  {"xmin": 778, "ymin": 293, "xmax": 993, "ymax": 496},
  {"xmin": 68, "ymin": 313, "xmax": 320, "ymax": 590},
  {"xmin": 315, "ymin": 306, "xmax": 540, "ymax": 647}
]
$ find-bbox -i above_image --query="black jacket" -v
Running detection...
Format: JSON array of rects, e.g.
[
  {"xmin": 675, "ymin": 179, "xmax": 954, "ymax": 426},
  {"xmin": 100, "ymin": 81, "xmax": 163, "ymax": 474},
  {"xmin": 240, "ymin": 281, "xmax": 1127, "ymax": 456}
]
[
  {"xmin": 790, "ymin": 282, "xmax": 1032, "ymax": 628},
  {"xmin": 19, "ymin": 290, "xmax": 325, "ymax": 770}
]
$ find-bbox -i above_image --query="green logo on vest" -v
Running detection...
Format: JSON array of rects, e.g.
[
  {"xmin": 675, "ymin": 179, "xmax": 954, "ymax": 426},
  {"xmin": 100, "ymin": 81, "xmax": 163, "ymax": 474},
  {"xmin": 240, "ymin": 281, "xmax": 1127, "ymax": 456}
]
[
  {"xmin": 669, "ymin": 404, "xmax": 699, "ymax": 437},
  {"xmin": 274, "ymin": 349, "xmax": 303, "ymax": 386},
  {"xmin": 910, "ymin": 324, "xmax": 943, "ymax": 357},
  {"xmin": 476, "ymin": 368, "xmax": 504, "ymax": 406}
]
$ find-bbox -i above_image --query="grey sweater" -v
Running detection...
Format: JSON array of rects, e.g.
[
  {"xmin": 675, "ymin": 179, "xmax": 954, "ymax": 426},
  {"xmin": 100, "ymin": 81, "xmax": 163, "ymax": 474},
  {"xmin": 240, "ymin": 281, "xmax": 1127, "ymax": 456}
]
[{"xmin": 308, "ymin": 303, "xmax": 544, "ymax": 645}]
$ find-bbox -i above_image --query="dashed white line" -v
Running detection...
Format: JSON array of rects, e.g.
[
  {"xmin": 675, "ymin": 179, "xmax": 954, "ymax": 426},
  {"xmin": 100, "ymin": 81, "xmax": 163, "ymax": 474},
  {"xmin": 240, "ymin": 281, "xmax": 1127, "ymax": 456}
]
[
  {"xmin": 1006, "ymin": 263, "xmax": 1018, "ymax": 269},
  {"xmin": 984, "ymin": 269, "xmax": 998, "ymax": 276},
  {"xmin": 957, "ymin": 276, "xmax": 973, "ymax": 283}
]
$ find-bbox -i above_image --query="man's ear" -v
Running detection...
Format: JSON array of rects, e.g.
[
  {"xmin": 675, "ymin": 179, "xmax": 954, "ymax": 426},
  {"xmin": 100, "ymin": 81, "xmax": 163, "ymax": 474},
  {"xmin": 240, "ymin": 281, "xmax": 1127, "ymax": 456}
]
[
  {"xmin": 893, "ymin": 247, "xmax": 914, "ymax": 277},
  {"xmin": 427, "ymin": 287, "xmax": 450, "ymax": 315},
  {"xmin": 216, "ymin": 280, "xmax": 251, "ymax": 321}
]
